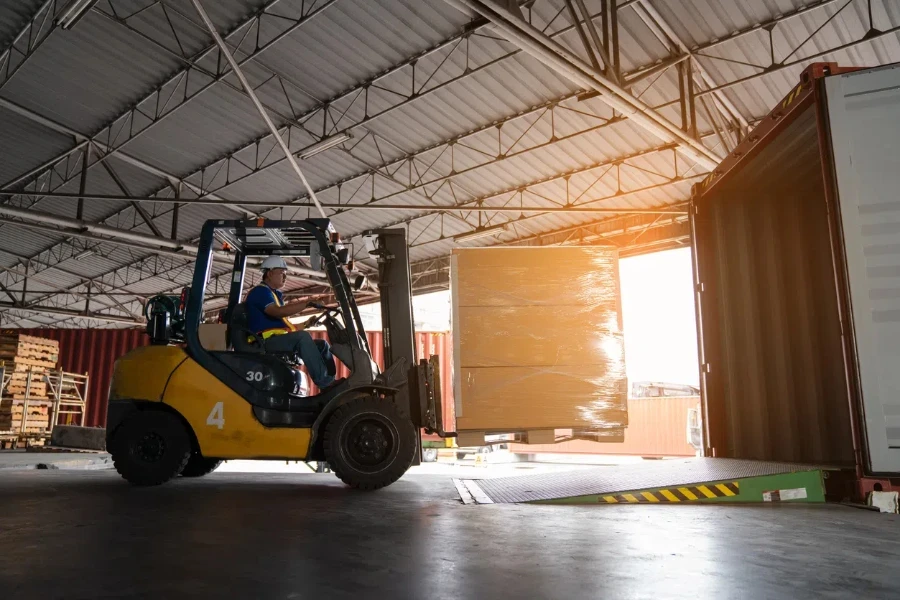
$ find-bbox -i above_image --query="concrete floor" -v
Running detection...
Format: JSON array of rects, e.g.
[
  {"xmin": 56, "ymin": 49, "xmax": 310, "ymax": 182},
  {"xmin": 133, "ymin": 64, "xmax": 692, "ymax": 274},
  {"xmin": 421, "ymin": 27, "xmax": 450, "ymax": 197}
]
[
  {"xmin": 1, "ymin": 469, "xmax": 900, "ymax": 599},
  {"xmin": 0, "ymin": 449, "xmax": 111, "ymax": 471}
]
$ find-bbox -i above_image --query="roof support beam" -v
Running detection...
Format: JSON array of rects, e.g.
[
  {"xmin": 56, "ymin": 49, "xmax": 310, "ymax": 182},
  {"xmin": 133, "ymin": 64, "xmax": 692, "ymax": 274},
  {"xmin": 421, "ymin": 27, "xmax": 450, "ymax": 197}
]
[
  {"xmin": 0, "ymin": 190, "xmax": 686, "ymax": 215},
  {"xmin": 0, "ymin": 204, "xmax": 326, "ymax": 279},
  {"xmin": 99, "ymin": 159, "xmax": 163, "ymax": 237},
  {"xmin": 0, "ymin": 0, "xmax": 719, "ymax": 306},
  {"xmin": 0, "ymin": 0, "xmax": 337, "ymax": 211},
  {"xmin": 0, "ymin": 0, "xmax": 66, "ymax": 91},
  {"xmin": 445, "ymin": 0, "xmax": 721, "ymax": 169},
  {"xmin": 630, "ymin": 0, "xmax": 748, "ymax": 140},
  {"xmin": 0, "ymin": 302, "xmax": 142, "ymax": 326},
  {"xmin": 4, "ymin": 0, "xmax": 622, "ymax": 258},
  {"xmin": 696, "ymin": 25, "xmax": 900, "ymax": 99}
]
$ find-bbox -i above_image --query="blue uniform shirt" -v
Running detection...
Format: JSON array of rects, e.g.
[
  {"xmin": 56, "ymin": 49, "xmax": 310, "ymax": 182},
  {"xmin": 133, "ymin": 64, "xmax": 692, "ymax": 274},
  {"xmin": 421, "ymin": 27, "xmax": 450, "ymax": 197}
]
[{"xmin": 245, "ymin": 284, "xmax": 293, "ymax": 335}]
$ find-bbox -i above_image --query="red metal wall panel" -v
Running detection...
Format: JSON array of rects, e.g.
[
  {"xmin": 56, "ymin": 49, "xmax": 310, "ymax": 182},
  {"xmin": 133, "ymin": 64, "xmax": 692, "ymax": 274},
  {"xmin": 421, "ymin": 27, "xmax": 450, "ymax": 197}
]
[{"xmin": 14, "ymin": 328, "xmax": 454, "ymax": 430}]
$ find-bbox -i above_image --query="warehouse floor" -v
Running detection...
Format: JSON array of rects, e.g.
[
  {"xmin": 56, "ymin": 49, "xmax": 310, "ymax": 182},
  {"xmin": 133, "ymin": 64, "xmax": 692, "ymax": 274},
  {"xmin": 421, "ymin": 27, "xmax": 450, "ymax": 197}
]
[{"xmin": 1, "ymin": 470, "xmax": 899, "ymax": 598}]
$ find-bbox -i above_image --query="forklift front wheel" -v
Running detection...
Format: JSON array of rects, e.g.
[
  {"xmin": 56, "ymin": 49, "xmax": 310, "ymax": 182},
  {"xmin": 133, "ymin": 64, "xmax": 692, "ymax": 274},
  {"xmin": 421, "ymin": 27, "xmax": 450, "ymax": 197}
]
[
  {"xmin": 324, "ymin": 396, "xmax": 416, "ymax": 491},
  {"xmin": 110, "ymin": 411, "xmax": 192, "ymax": 486}
]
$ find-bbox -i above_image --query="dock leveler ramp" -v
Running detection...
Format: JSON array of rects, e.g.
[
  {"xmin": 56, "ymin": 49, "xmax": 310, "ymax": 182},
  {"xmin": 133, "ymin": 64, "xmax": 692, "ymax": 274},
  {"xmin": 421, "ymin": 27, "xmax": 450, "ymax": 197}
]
[{"xmin": 456, "ymin": 61, "xmax": 900, "ymax": 505}]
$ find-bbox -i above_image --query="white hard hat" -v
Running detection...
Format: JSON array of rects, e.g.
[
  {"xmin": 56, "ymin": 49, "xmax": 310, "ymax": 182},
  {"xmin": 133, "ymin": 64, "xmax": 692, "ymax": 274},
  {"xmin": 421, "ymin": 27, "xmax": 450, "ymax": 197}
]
[{"xmin": 260, "ymin": 256, "xmax": 288, "ymax": 270}]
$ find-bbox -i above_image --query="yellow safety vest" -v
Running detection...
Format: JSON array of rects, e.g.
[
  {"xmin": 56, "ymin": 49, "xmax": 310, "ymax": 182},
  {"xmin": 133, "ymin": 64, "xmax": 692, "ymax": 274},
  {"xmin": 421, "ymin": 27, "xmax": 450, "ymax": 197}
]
[{"xmin": 249, "ymin": 286, "xmax": 297, "ymax": 343}]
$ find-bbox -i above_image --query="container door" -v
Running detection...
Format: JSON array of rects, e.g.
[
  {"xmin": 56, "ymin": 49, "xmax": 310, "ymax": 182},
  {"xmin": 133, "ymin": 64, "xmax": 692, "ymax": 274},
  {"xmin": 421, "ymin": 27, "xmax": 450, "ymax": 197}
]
[{"xmin": 825, "ymin": 64, "xmax": 900, "ymax": 473}]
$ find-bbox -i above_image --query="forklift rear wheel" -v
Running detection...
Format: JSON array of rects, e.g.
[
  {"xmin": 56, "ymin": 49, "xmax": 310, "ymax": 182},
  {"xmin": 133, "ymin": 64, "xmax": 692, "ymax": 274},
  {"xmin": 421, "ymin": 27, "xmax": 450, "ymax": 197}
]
[
  {"xmin": 324, "ymin": 396, "xmax": 416, "ymax": 491},
  {"xmin": 110, "ymin": 411, "xmax": 192, "ymax": 486},
  {"xmin": 180, "ymin": 453, "xmax": 222, "ymax": 477}
]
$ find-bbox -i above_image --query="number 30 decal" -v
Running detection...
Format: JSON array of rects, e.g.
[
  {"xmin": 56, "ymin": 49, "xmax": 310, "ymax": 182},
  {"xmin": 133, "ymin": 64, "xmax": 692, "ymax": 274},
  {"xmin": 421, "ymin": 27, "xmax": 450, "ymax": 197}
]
[
  {"xmin": 246, "ymin": 370, "xmax": 264, "ymax": 382},
  {"xmin": 206, "ymin": 401, "xmax": 224, "ymax": 429}
]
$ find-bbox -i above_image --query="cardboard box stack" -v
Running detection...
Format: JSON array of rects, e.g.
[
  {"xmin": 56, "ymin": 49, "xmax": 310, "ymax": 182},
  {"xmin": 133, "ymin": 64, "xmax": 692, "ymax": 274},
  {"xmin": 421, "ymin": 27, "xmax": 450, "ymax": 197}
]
[
  {"xmin": 451, "ymin": 246, "xmax": 628, "ymax": 443},
  {"xmin": 0, "ymin": 333, "xmax": 59, "ymax": 434}
]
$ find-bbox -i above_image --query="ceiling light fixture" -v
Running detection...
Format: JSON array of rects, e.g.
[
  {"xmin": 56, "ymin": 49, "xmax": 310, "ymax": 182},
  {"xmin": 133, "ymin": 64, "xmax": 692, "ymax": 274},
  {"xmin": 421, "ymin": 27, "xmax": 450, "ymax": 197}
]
[
  {"xmin": 298, "ymin": 133, "xmax": 351, "ymax": 160},
  {"xmin": 57, "ymin": 0, "xmax": 99, "ymax": 30},
  {"xmin": 454, "ymin": 224, "xmax": 508, "ymax": 243}
]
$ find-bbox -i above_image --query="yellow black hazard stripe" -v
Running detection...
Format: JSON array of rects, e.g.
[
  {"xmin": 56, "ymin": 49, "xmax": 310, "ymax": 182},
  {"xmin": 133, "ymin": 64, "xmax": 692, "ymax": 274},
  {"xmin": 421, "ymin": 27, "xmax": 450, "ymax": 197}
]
[
  {"xmin": 781, "ymin": 84, "xmax": 803, "ymax": 109},
  {"xmin": 601, "ymin": 482, "xmax": 739, "ymax": 503}
]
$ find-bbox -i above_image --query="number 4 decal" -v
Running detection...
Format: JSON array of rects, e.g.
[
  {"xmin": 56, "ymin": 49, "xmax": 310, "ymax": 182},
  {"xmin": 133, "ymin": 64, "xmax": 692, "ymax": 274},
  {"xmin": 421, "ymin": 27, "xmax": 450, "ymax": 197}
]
[{"xmin": 206, "ymin": 401, "xmax": 224, "ymax": 429}]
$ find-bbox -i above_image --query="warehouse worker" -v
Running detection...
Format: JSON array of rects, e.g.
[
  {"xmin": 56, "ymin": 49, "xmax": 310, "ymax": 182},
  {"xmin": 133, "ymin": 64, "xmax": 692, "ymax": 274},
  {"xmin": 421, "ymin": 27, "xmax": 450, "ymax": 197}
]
[{"xmin": 244, "ymin": 256, "xmax": 336, "ymax": 390}]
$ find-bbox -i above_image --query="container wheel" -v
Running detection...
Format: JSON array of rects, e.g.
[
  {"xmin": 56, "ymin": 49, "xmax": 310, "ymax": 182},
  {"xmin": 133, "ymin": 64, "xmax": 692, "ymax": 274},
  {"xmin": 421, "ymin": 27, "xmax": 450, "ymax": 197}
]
[
  {"xmin": 110, "ymin": 411, "xmax": 191, "ymax": 486},
  {"xmin": 180, "ymin": 453, "xmax": 222, "ymax": 477},
  {"xmin": 324, "ymin": 396, "xmax": 416, "ymax": 491},
  {"xmin": 422, "ymin": 448, "xmax": 438, "ymax": 462}
]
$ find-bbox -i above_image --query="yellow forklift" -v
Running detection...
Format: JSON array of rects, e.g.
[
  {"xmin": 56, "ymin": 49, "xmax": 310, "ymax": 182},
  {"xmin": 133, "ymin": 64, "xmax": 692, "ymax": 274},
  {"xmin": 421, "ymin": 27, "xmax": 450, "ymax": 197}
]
[{"xmin": 106, "ymin": 218, "xmax": 452, "ymax": 489}]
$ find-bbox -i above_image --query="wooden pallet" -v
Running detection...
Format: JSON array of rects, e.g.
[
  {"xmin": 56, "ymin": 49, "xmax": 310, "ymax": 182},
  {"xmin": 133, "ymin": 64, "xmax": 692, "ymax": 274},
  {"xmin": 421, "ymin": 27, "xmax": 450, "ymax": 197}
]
[
  {"xmin": 455, "ymin": 427, "xmax": 626, "ymax": 447},
  {"xmin": 0, "ymin": 423, "xmax": 50, "ymax": 432},
  {"xmin": 2, "ymin": 398, "xmax": 53, "ymax": 406},
  {"xmin": 0, "ymin": 434, "xmax": 49, "ymax": 448},
  {"xmin": 0, "ymin": 353, "xmax": 58, "ymax": 364},
  {"xmin": 0, "ymin": 333, "xmax": 59, "ymax": 348},
  {"xmin": 0, "ymin": 406, "xmax": 49, "ymax": 416},
  {"xmin": 7, "ymin": 382, "xmax": 48, "ymax": 392},
  {"xmin": 0, "ymin": 341, "xmax": 59, "ymax": 360},
  {"xmin": 6, "ymin": 388, "xmax": 48, "ymax": 396},
  {"xmin": 1, "ymin": 356, "xmax": 56, "ymax": 369},
  {"xmin": 0, "ymin": 409, "xmax": 49, "ymax": 419}
]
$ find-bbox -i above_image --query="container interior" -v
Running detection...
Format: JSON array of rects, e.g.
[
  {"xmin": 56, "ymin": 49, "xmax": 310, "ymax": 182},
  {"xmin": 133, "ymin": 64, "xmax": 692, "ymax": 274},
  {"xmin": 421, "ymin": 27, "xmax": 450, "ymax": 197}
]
[{"xmin": 693, "ymin": 103, "xmax": 856, "ymax": 466}]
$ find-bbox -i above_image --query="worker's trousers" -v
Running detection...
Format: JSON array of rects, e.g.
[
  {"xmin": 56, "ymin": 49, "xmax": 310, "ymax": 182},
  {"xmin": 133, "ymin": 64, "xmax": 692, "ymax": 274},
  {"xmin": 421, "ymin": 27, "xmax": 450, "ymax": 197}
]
[{"xmin": 264, "ymin": 331, "xmax": 335, "ymax": 389}]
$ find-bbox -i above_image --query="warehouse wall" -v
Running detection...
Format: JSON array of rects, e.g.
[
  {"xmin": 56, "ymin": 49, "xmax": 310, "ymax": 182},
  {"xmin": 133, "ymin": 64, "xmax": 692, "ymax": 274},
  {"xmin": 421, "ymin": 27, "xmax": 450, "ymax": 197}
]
[{"xmin": 15, "ymin": 328, "xmax": 454, "ymax": 430}]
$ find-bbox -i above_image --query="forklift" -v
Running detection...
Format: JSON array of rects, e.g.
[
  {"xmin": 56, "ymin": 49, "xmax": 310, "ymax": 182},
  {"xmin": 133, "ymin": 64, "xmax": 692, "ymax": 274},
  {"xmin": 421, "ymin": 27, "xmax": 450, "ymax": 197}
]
[{"xmin": 106, "ymin": 218, "xmax": 452, "ymax": 489}]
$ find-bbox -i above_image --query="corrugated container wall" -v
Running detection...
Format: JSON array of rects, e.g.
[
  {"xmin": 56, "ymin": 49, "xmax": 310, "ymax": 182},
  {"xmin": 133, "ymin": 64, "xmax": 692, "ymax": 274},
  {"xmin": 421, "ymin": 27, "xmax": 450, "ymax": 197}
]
[{"xmin": 15, "ymin": 329, "xmax": 454, "ymax": 431}]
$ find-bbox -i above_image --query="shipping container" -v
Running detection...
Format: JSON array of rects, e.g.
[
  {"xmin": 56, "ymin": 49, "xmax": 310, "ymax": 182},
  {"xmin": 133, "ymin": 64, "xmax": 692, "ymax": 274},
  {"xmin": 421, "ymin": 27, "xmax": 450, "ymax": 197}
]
[{"xmin": 691, "ymin": 61, "xmax": 900, "ymax": 484}]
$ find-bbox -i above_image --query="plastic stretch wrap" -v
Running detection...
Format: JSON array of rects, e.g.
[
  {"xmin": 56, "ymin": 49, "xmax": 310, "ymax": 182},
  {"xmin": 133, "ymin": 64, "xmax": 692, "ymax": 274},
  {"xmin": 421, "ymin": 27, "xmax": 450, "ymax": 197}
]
[{"xmin": 451, "ymin": 246, "xmax": 627, "ymax": 435}]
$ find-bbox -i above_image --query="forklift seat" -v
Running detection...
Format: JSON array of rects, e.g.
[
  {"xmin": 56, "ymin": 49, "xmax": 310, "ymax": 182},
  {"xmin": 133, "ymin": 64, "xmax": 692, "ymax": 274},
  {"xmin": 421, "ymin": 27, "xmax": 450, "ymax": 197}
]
[
  {"xmin": 227, "ymin": 303, "xmax": 304, "ymax": 366},
  {"xmin": 227, "ymin": 303, "xmax": 265, "ymax": 354}
]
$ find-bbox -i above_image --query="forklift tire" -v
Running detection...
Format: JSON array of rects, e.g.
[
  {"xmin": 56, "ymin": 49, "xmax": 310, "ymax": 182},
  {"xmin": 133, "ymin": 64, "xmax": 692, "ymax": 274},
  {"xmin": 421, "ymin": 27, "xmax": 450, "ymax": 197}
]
[
  {"xmin": 110, "ymin": 411, "xmax": 192, "ymax": 486},
  {"xmin": 324, "ymin": 396, "xmax": 416, "ymax": 491},
  {"xmin": 180, "ymin": 453, "xmax": 222, "ymax": 478}
]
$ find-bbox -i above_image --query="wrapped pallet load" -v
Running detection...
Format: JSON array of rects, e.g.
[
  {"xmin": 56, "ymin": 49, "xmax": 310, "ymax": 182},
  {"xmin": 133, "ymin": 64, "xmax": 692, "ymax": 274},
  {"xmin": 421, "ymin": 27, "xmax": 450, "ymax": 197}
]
[{"xmin": 450, "ymin": 245, "xmax": 628, "ymax": 446}]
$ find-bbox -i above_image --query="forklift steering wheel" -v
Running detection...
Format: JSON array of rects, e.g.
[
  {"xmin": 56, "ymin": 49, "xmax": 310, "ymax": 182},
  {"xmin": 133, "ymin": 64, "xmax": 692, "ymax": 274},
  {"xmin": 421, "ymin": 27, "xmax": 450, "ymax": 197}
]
[
  {"xmin": 143, "ymin": 295, "xmax": 177, "ymax": 322},
  {"xmin": 306, "ymin": 301, "xmax": 338, "ymax": 312}
]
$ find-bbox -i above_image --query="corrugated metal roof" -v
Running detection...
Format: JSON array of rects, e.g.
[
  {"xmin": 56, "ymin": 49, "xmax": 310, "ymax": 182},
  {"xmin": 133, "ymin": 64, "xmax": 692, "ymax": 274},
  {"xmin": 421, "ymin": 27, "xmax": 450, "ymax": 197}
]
[
  {"xmin": 0, "ymin": 107, "xmax": 73, "ymax": 186},
  {"xmin": 0, "ymin": 10, "xmax": 184, "ymax": 134},
  {"xmin": 0, "ymin": 0, "xmax": 45, "ymax": 50},
  {"xmin": 1, "ymin": 0, "xmax": 899, "ymax": 326}
]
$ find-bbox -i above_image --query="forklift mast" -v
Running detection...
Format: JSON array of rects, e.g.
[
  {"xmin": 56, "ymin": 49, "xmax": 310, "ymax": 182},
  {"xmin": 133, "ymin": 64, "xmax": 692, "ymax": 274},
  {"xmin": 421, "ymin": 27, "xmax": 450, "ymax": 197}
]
[
  {"xmin": 365, "ymin": 229, "xmax": 417, "ymax": 424},
  {"xmin": 365, "ymin": 228, "xmax": 454, "ymax": 457}
]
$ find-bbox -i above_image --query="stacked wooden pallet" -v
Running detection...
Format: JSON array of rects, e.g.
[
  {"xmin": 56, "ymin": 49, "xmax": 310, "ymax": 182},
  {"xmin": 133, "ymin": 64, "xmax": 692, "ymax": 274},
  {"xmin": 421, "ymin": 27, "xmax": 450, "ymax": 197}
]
[
  {"xmin": 0, "ymin": 333, "xmax": 58, "ymax": 434},
  {"xmin": 0, "ymin": 333, "xmax": 58, "ymax": 399},
  {"xmin": 0, "ymin": 403, "xmax": 49, "ymax": 433}
]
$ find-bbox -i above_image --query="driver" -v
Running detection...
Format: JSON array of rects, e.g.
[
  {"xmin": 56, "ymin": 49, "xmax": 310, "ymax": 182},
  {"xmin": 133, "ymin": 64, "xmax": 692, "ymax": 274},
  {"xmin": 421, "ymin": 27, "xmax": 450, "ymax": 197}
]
[{"xmin": 244, "ymin": 256, "xmax": 336, "ymax": 390}]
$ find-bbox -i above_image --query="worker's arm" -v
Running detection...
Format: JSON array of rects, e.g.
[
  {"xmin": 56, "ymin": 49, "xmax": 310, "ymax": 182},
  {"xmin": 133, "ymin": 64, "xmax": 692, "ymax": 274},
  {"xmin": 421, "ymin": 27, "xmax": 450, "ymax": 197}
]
[
  {"xmin": 264, "ymin": 300, "xmax": 317, "ymax": 329},
  {"xmin": 263, "ymin": 300, "xmax": 305, "ymax": 319}
]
